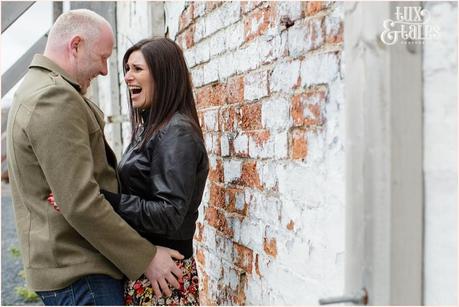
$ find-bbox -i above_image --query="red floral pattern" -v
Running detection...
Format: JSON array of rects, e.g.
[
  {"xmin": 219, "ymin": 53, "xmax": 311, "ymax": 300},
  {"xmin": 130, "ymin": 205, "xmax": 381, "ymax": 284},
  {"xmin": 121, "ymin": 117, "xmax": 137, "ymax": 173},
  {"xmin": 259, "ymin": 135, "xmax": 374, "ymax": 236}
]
[{"xmin": 125, "ymin": 257, "xmax": 199, "ymax": 306}]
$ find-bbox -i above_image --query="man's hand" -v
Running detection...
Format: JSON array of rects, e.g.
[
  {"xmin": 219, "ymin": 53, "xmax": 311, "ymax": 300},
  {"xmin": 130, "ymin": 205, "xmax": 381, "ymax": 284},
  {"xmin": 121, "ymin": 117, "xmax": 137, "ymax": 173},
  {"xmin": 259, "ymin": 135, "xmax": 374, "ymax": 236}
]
[{"xmin": 145, "ymin": 246, "xmax": 184, "ymax": 298}]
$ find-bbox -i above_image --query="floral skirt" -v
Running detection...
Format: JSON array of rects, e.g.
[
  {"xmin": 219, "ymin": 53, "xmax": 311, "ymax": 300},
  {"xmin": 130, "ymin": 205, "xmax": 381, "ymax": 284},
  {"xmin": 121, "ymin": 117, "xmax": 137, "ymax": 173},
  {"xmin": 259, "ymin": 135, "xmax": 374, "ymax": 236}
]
[{"xmin": 124, "ymin": 257, "xmax": 199, "ymax": 306}]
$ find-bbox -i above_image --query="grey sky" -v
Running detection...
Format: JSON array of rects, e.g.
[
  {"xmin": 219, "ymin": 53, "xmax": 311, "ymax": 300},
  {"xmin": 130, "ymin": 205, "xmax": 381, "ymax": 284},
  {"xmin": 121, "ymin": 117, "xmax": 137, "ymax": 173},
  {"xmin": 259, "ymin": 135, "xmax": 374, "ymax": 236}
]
[{"xmin": 1, "ymin": 1, "xmax": 53, "ymax": 106}]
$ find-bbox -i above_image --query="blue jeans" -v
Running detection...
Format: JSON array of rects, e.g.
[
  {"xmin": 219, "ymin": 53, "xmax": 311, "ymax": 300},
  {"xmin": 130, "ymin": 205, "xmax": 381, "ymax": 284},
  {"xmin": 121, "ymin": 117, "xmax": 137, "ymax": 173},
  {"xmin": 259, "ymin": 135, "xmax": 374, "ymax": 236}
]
[{"xmin": 36, "ymin": 274, "xmax": 124, "ymax": 306}]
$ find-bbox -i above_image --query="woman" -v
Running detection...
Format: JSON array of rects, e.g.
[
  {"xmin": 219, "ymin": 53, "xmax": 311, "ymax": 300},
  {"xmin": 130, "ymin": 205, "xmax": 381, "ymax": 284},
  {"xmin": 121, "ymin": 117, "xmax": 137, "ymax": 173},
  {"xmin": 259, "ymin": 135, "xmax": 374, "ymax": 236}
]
[{"xmin": 50, "ymin": 37, "xmax": 208, "ymax": 305}]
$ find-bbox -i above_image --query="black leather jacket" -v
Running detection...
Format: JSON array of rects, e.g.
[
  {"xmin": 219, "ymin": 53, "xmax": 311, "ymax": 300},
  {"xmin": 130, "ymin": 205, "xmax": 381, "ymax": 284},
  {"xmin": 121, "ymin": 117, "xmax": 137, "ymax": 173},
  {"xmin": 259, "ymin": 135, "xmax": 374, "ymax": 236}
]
[{"xmin": 107, "ymin": 112, "xmax": 208, "ymax": 258}]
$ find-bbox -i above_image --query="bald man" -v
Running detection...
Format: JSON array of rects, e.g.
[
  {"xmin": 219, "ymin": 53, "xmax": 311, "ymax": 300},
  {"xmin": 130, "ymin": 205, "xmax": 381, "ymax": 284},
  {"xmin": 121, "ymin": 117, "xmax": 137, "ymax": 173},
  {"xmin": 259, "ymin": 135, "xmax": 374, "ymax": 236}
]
[{"xmin": 7, "ymin": 9, "xmax": 183, "ymax": 305}]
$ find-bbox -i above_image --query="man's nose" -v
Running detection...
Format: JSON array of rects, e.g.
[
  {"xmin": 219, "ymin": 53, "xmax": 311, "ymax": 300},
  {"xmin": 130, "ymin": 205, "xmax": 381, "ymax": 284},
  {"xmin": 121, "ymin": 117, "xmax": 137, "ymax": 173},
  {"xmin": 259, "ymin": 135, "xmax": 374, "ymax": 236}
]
[{"xmin": 100, "ymin": 62, "xmax": 108, "ymax": 76}]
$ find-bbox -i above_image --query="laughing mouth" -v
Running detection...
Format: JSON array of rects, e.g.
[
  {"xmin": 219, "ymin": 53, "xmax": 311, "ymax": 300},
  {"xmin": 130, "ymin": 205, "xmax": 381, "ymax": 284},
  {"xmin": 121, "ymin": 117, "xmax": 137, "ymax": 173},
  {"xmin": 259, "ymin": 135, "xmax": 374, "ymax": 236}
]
[{"xmin": 129, "ymin": 85, "xmax": 142, "ymax": 95}]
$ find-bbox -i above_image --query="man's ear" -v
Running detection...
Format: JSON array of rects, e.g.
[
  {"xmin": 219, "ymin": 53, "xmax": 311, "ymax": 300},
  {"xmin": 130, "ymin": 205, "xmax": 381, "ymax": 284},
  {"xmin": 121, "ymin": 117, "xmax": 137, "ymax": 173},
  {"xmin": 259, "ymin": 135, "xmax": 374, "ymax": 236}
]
[{"xmin": 69, "ymin": 35, "xmax": 82, "ymax": 56}]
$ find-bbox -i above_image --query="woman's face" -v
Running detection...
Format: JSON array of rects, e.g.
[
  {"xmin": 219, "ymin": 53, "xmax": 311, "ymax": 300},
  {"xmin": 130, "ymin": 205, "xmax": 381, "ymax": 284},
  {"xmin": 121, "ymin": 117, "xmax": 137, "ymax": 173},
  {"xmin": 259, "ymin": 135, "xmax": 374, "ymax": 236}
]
[{"xmin": 124, "ymin": 50, "xmax": 153, "ymax": 109}]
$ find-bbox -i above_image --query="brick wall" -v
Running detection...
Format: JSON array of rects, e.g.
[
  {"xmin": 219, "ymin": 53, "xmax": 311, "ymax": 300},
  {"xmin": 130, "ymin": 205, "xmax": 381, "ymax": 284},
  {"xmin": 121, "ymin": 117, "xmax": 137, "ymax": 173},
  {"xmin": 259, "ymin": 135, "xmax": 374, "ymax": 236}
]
[{"xmin": 167, "ymin": 1, "xmax": 345, "ymax": 304}]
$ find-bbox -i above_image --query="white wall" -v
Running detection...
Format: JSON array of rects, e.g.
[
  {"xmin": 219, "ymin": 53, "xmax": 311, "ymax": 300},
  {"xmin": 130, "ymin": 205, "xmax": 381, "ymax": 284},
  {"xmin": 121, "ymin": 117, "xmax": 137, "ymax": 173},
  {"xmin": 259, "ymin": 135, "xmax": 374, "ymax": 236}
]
[{"xmin": 423, "ymin": 1, "xmax": 457, "ymax": 304}]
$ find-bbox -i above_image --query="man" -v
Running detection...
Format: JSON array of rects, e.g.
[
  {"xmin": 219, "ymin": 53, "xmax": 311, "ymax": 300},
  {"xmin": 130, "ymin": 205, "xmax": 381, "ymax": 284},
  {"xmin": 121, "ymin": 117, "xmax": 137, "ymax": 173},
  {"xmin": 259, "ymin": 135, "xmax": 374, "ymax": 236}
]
[{"xmin": 7, "ymin": 9, "xmax": 182, "ymax": 305}]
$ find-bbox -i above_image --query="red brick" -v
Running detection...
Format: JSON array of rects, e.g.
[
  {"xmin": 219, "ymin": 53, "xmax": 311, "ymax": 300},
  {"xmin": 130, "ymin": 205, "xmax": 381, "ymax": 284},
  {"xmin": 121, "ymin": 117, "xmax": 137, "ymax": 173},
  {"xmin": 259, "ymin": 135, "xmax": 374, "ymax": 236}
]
[
  {"xmin": 240, "ymin": 103, "xmax": 262, "ymax": 130},
  {"xmin": 194, "ymin": 222, "xmax": 204, "ymax": 242},
  {"xmin": 255, "ymin": 254, "xmax": 262, "ymax": 277},
  {"xmin": 220, "ymin": 106, "xmax": 239, "ymax": 132},
  {"xmin": 226, "ymin": 76, "xmax": 244, "ymax": 105},
  {"xmin": 206, "ymin": 1, "xmax": 222, "ymax": 13},
  {"xmin": 304, "ymin": 1, "xmax": 325, "ymax": 16},
  {"xmin": 235, "ymin": 273, "xmax": 248, "ymax": 305},
  {"xmin": 291, "ymin": 88, "xmax": 326, "ymax": 127},
  {"xmin": 197, "ymin": 110, "xmax": 205, "ymax": 128},
  {"xmin": 205, "ymin": 206, "xmax": 234, "ymax": 238},
  {"xmin": 225, "ymin": 188, "xmax": 248, "ymax": 215},
  {"xmin": 209, "ymin": 183, "xmax": 226, "ymax": 208},
  {"xmin": 241, "ymin": 1, "xmax": 264, "ymax": 14},
  {"xmin": 209, "ymin": 158, "xmax": 224, "ymax": 183},
  {"xmin": 199, "ymin": 272, "xmax": 210, "ymax": 304},
  {"xmin": 240, "ymin": 160, "xmax": 262, "ymax": 189},
  {"xmin": 233, "ymin": 243, "xmax": 254, "ymax": 273},
  {"xmin": 176, "ymin": 24, "xmax": 195, "ymax": 50},
  {"xmin": 263, "ymin": 237, "xmax": 277, "ymax": 257},
  {"xmin": 196, "ymin": 248, "xmax": 206, "ymax": 266},
  {"xmin": 243, "ymin": 4, "xmax": 275, "ymax": 42},
  {"xmin": 326, "ymin": 20, "xmax": 343, "ymax": 44},
  {"xmin": 291, "ymin": 128, "xmax": 308, "ymax": 160},
  {"xmin": 179, "ymin": 3, "xmax": 194, "ymax": 31},
  {"xmin": 248, "ymin": 130, "xmax": 270, "ymax": 147}
]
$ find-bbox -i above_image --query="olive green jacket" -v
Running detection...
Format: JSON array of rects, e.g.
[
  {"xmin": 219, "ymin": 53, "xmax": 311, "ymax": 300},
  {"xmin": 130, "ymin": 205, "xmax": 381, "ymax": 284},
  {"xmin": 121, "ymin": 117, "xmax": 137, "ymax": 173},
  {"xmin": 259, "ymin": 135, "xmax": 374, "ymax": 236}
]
[{"xmin": 6, "ymin": 54, "xmax": 157, "ymax": 291}]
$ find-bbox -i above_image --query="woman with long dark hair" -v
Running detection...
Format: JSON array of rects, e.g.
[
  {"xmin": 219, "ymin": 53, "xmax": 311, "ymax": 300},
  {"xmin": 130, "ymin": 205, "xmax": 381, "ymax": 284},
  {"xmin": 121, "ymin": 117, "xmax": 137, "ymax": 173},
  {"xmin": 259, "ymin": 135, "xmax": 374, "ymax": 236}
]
[
  {"xmin": 105, "ymin": 37, "xmax": 208, "ymax": 305},
  {"xmin": 51, "ymin": 37, "xmax": 208, "ymax": 305}
]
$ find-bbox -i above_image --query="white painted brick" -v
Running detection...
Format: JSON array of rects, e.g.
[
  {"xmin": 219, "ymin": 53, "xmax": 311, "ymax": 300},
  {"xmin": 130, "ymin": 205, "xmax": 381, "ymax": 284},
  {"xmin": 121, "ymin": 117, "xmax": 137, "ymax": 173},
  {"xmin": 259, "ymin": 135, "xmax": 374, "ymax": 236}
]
[
  {"xmin": 259, "ymin": 32, "xmax": 288, "ymax": 64},
  {"xmin": 236, "ymin": 219, "xmax": 265, "ymax": 253},
  {"xmin": 223, "ymin": 159, "xmax": 242, "ymax": 183},
  {"xmin": 301, "ymin": 53, "xmax": 339, "ymax": 87},
  {"xmin": 276, "ymin": 1, "xmax": 303, "ymax": 21},
  {"xmin": 194, "ymin": 39, "xmax": 210, "ymax": 64},
  {"xmin": 202, "ymin": 59, "xmax": 219, "ymax": 84},
  {"xmin": 215, "ymin": 235, "xmax": 233, "ymax": 262},
  {"xmin": 203, "ymin": 249, "xmax": 223, "ymax": 279},
  {"xmin": 184, "ymin": 47, "xmax": 196, "ymax": 68},
  {"xmin": 209, "ymin": 30, "xmax": 226, "ymax": 57},
  {"xmin": 218, "ymin": 53, "xmax": 237, "ymax": 80},
  {"xmin": 288, "ymin": 18, "xmax": 324, "ymax": 58},
  {"xmin": 259, "ymin": 161, "xmax": 278, "ymax": 189},
  {"xmin": 262, "ymin": 96, "xmax": 290, "ymax": 131},
  {"xmin": 270, "ymin": 60, "xmax": 301, "ymax": 93},
  {"xmin": 276, "ymin": 163, "xmax": 327, "ymax": 205},
  {"xmin": 193, "ymin": 1, "xmax": 206, "ymax": 18},
  {"xmin": 324, "ymin": 2, "xmax": 343, "ymax": 39},
  {"xmin": 220, "ymin": 133, "xmax": 230, "ymax": 157},
  {"xmin": 245, "ymin": 275, "xmax": 263, "ymax": 304},
  {"xmin": 205, "ymin": 7, "xmax": 225, "ymax": 38},
  {"xmin": 233, "ymin": 133, "xmax": 248, "ymax": 156},
  {"xmin": 194, "ymin": 17, "xmax": 206, "ymax": 43},
  {"xmin": 241, "ymin": 1, "xmax": 262, "ymax": 14},
  {"xmin": 244, "ymin": 70, "xmax": 269, "ymax": 101},
  {"xmin": 235, "ymin": 42, "xmax": 259, "ymax": 73},
  {"xmin": 249, "ymin": 134, "xmax": 274, "ymax": 159},
  {"xmin": 191, "ymin": 67, "xmax": 204, "ymax": 87},
  {"xmin": 203, "ymin": 109, "xmax": 218, "ymax": 131},
  {"xmin": 204, "ymin": 133, "xmax": 213, "ymax": 153},
  {"xmin": 246, "ymin": 189, "xmax": 281, "ymax": 225},
  {"xmin": 235, "ymin": 191, "xmax": 245, "ymax": 211},
  {"xmin": 274, "ymin": 131, "xmax": 289, "ymax": 159},
  {"xmin": 225, "ymin": 22, "xmax": 244, "ymax": 50},
  {"xmin": 221, "ymin": 1, "xmax": 241, "ymax": 27}
]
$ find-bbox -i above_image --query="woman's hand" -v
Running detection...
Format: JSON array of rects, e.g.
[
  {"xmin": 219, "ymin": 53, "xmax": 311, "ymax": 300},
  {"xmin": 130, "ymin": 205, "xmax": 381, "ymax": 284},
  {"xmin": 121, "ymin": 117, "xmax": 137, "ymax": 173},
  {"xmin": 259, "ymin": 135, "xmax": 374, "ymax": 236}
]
[{"xmin": 47, "ymin": 192, "xmax": 61, "ymax": 212}]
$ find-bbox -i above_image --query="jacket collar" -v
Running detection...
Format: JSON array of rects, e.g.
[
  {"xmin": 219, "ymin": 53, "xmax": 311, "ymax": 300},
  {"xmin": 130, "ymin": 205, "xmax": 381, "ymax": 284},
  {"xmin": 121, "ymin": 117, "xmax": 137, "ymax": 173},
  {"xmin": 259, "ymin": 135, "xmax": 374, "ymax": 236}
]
[{"xmin": 29, "ymin": 54, "xmax": 81, "ymax": 92}]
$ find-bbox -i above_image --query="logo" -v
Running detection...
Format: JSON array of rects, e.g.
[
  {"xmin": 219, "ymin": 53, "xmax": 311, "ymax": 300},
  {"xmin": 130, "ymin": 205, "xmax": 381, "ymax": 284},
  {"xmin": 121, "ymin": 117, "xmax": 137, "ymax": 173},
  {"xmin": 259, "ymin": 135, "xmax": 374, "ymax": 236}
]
[{"xmin": 381, "ymin": 6, "xmax": 440, "ymax": 45}]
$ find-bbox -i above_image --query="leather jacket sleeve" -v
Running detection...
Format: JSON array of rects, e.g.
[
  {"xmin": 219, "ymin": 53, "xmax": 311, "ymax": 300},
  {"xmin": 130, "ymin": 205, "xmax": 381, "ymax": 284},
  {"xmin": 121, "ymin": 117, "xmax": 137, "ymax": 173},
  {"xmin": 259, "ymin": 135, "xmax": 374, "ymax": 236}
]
[{"xmin": 113, "ymin": 125, "xmax": 202, "ymax": 236}]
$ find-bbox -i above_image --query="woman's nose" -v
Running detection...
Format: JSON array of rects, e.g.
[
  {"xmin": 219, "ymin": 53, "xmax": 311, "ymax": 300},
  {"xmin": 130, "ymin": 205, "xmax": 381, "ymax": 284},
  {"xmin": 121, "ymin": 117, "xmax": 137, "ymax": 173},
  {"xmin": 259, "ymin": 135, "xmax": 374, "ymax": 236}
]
[{"xmin": 124, "ymin": 71, "xmax": 133, "ymax": 82}]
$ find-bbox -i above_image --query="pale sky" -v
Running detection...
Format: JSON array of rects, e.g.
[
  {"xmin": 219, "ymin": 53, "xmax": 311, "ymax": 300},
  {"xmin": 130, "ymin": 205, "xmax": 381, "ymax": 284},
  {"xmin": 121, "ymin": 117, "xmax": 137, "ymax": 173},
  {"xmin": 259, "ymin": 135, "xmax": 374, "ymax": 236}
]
[{"xmin": 1, "ymin": 1, "xmax": 54, "ymax": 106}]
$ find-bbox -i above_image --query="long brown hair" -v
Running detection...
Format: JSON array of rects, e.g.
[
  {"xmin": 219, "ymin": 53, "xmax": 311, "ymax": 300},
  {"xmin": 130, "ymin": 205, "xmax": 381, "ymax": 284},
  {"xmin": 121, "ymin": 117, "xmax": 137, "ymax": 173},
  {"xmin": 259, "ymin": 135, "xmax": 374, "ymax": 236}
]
[{"xmin": 122, "ymin": 37, "xmax": 203, "ymax": 148}]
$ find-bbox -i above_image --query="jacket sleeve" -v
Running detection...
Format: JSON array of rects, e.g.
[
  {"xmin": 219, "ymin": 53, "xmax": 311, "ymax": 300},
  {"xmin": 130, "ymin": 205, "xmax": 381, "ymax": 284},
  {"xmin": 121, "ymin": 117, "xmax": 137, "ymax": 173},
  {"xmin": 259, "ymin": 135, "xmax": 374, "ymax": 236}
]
[
  {"xmin": 112, "ymin": 124, "xmax": 201, "ymax": 236},
  {"xmin": 27, "ymin": 85, "xmax": 156, "ymax": 280}
]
